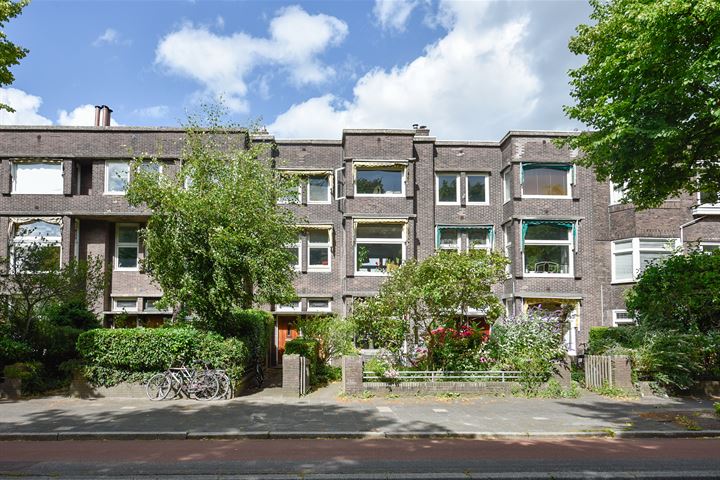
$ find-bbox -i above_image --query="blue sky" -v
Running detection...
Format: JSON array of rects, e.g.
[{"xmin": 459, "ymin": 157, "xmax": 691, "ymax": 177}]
[{"xmin": 0, "ymin": 0, "xmax": 592, "ymax": 140}]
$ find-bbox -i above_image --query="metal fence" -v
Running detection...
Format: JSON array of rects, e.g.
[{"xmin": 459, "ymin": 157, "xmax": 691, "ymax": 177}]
[
  {"xmin": 362, "ymin": 370, "xmax": 522, "ymax": 382},
  {"xmin": 584, "ymin": 355, "xmax": 614, "ymax": 389}
]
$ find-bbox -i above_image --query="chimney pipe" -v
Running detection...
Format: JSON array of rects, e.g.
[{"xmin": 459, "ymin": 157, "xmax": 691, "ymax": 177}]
[
  {"xmin": 99, "ymin": 105, "xmax": 113, "ymax": 127},
  {"xmin": 94, "ymin": 106, "xmax": 102, "ymax": 127}
]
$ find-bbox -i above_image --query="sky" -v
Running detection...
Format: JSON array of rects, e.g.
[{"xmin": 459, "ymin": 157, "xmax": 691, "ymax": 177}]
[{"xmin": 0, "ymin": 0, "xmax": 593, "ymax": 140}]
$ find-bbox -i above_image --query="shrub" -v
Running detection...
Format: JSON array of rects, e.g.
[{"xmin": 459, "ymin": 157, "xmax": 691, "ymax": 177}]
[
  {"xmin": 285, "ymin": 338, "xmax": 325, "ymax": 385},
  {"xmin": 294, "ymin": 315, "xmax": 356, "ymax": 363},
  {"xmin": 0, "ymin": 337, "xmax": 32, "ymax": 369},
  {"xmin": 714, "ymin": 402, "xmax": 720, "ymax": 417},
  {"xmin": 197, "ymin": 308, "xmax": 273, "ymax": 359},
  {"xmin": 3, "ymin": 361, "xmax": 44, "ymax": 393},
  {"xmin": 634, "ymin": 331, "xmax": 709, "ymax": 391},
  {"xmin": 587, "ymin": 326, "xmax": 644, "ymax": 354},
  {"xmin": 77, "ymin": 326, "xmax": 249, "ymax": 386}
]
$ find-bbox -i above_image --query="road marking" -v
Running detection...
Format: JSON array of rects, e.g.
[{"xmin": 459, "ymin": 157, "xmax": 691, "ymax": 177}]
[
  {"xmin": 120, "ymin": 406, "xmax": 136, "ymax": 410},
  {"xmin": 533, "ymin": 416, "xmax": 549, "ymax": 420},
  {"xmin": 433, "ymin": 409, "xmax": 448, "ymax": 413},
  {"xmin": 377, "ymin": 406, "xmax": 393, "ymax": 413}
]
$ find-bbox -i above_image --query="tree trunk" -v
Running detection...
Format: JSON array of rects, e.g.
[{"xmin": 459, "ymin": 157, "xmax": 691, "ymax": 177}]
[{"xmin": 241, "ymin": 275, "xmax": 254, "ymax": 309}]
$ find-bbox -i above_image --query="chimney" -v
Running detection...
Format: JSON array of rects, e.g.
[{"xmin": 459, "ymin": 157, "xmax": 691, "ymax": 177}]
[
  {"xmin": 414, "ymin": 124, "xmax": 430, "ymax": 136},
  {"xmin": 99, "ymin": 105, "xmax": 113, "ymax": 126},
  {"xmin": 94, "ymin": 106, "xmax": 102, "ymax": 126}
]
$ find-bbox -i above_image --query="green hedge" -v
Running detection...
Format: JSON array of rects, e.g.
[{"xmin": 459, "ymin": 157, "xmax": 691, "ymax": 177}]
[
  {"xmin": 77, "ymin": 326, "xmax": 249, "ymax": 386},
  {"xmin": 587, "ymin": 326, "xmax": 644, "ymax": 354},
  {"xmin": 0, "ymin": 337, "xmax": 32, "ymax": 370},
  {"xmin": 197, "ymin": 308, "xmax": 274, "ymax": 357},
  {"xmin": 285, "ymin": 337, "xmax": 334, "ymax": 386}
]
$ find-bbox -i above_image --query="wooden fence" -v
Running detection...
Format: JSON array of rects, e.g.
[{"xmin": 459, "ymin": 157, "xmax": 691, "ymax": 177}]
[{"xmin": 584, "ymin": 355, "xmax": 615, "ymax": 389}]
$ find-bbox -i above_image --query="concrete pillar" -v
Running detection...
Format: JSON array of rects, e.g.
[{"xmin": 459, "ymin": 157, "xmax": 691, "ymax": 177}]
[
  {"xmin": 282, "ymin": 354, "xmax": 302, "ymax": 396},
  {"xmin": 342, "ymin": 355, "xmax": 363, "ymax": 395}
]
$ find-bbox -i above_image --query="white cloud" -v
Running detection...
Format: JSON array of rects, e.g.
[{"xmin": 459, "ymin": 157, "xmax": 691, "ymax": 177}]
[
  {"xmin": 155, "ymin": 5, "xmax": 348, "ymax": 113},
  {"xmin": 373, "ymin": 0, "xmax": 419, "ymax": 32},
  {"xmin": 269, "ymin": 0, "xmax": 541, "ymax": 140},
  {"xmin": 57, "ymin": 104, "xmax": 122, "ymax": 126},
  {"xmin": 0, "ymin": 88, "xmax": 53, "ymax": 125},
  {"xmin": 93, "ymin": 28, "xmax": 131, "ymax": 47},
  {"xmin": 133, "ymin": 105, "xmax": 170, "ymax": 118}
]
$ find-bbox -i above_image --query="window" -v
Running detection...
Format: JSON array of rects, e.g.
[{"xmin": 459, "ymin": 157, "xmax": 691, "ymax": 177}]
[
  {"xmin": 437, "ymin": 228, "xmax": 460, "ymax": 251},
  {"xmin": 355, "ymin": 167, "xmax": 404, "ymax": 196},
  {"xmin": 115, "ymin": 224, "xmax": 139, "ymax": 270},
  {"xmin": 307, "ymin": 298, "xmax": 332, "ymax": 312},
  {"xmin": 612, "ymin": 310, "xmax": 636, "ymax": 327},
  {"xmin": 355, "ymin": 222, "xmax": 406, "ymax": 275},
  {"xmin": 113, "ymin": 297, "xmax": 138, "ymax": 312},
  {"xmin": 143, "ymin": 298, "xmax": 166, "ymax": 312},
  {"xmin": 700, "ymin": 242, "xmax": 720, "ymax": 253},
  {"xmin": 308, "ymin": 229, "xmax": 331, "ymax": 271},
  {"xmin": 286, "ymin": 236, "xmax": 301, "ymax": 271},
  {"xmin": 11, "ymin": 161, "xmax": 63, "ymax": 194},
  {"xmin": 436, "ymin": 174, "xmax": 459, "ymax": 204},
  {"xmin": 609, "ymin": 181, "xmax": 627, "ymax": 205},
  {"xmin": 611, "ymin": 238, "xmax": 677, "ymax": 283},
  {"xmin": 278, "ymin": 184, "xmax": 301, "ymax": 204},
  {"xmin": 466, "ymin": 174, "xmax": 488, "ymax": 204},
  {"xmin": 521, "ymin": 163, "xmax": 572, "ymax": 197},
  {"xmin": 307, "ymin": 175, "xmax": 331, "ymax": 203},
  {"xmin": 695, "ymin": 191, "xmax": 720, "ymax": 214},
  {"xmin": 468, "ymin": 228, "xmax": 491, "ymax": 251},
  {"xmin": 11, "ymin": 220, "xmax": 62, "ymax": 271},
  {"xmin": 138, "ymin": 160, "xmax": 163, "ymax": 175},
  {"xmin": 503, "ymin": 224, "xmax": 512, "ymax": 274},
  {"xmin": 503, "ymin": 170, "xmax": 511, "ymax": 203},
  {"xmin": 105, "ymin": 160, "xmax": 130, "ymax": 194},
  {"xmin": 276, "ymin": 301, "xmax": 301, "ymax": 312},
  {"xmin": 522, "ymin": 221, "xmax": 574, "ymax": 275}
]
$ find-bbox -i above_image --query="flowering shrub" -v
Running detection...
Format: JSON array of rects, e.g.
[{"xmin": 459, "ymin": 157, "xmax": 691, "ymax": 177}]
[{"xmin": 423, "ymin": 323, "xmax": 492, "ymax": 371}]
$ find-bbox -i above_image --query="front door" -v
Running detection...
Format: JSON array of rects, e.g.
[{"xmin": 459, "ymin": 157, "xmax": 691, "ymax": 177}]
[{"xmin": 276, "ymin": 315, "xmax": 299, "ymax": 364}]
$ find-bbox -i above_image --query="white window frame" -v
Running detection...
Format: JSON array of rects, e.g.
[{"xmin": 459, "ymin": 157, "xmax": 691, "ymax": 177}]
[
  {"xmin": 611, "ymin": 237, "xmax": 679, "ymax": 283},
  {"xmin": 520, "ymin": 164, "xmax": 572, "ymax": 199},
  {"xmin": 11, "ymin": 220, "xmax": 62, "ymax": 271},
  {"xmin": 354, "ymin": 166, "xmax": 406, "ymax": 197},
  {"xmin": 115, "ymin": 223, "xmax": 139, "ymax": 271},
  {"xmin": 435, "ymin": 173, "xmax": 460, "ymax": 205},
  {"xmin": 288, "ymin": 236, "xmax": 301, "ymax": 271},
  {"xmin": 354, "ymin": 222, "xmax": 407, "ymax": 276},
  {"xmin": 612, "ymin": 309, "xmax": 636, "ymax": 327},
  {"xmin": 466, "ymin": 173, "xmax": 489, "ymax": 205},
  {"xmin": 307, "ymin": 175, "xmax": 332, "ymax": 204},
  {"xmin": 694, "ymin": 191, "xmax": 720, "ymax": 215},
  {"xmin": 503, "ymin": 170, "xmax": 511, "ymax": 204},
  {"xmin": 11, "ymin": 161, "xmax": 64, "ymax": 195},
  {"xmin": 503, "ymin": 224, "xmax": 512, "ymax": 274},
  {"xmin": 523, "ymin": 223, "xmax": 574, "ymax": 277},
  {"xmin": 609, "ymin": 181, "xmax": 627, "ymax": 205},
  {"xmin": 276, "ymin": 301, "xmax": 301, "ymax": 312},
  {"xmin": 113, "ymin": 297, "xmax": 138, "ymax": 312},
  {"xmin": 436, "ymin": 227, "xmax": 461, "ymax": 252},
  {"xmin": 467, "ymin": 227, "xmax": 492, "ymax": 252},
  {"xmin": 307, "ymin": 229, "xmax": 332, "ymax": 272},
  {"xmin": 143, "ymin": 297, "xmax": 168, "ymax": 313},
  {"xmin": 307, "ymin": 298, "xmax": 332, "ymax": 313},
  {"xmin": 105, "ymin": 160, "xmax": 130, "ymax": 195},
  {"xmin": 700, "ymin": 241, "xmax": 720, "ymax": 253},
  {"xmin": 278, "ymin": 184, "xmax": 301, "ymax": 205}
]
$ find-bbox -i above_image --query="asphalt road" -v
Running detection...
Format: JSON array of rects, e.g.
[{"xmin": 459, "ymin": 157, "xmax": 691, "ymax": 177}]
[{"xmin": 2, "ymin": 438, "xmax": 720, "ymax": 479}]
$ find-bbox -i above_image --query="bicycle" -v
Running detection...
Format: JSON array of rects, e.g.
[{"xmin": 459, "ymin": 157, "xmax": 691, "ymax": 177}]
[
  {"xmin": 153, "ymin": 363, "xmax": 219, "ymax": 401},
  {"xmin": 254, "ymin": 355, "xmax": 265, "ymax": 388}
]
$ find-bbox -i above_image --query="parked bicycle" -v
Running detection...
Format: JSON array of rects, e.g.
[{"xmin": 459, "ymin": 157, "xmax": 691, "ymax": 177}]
[{"xmin": 146, "ymin": 362, "xmax": 220, "ymax": 401}]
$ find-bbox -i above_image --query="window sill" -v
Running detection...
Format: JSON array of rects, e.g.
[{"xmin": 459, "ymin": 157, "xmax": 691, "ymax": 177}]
[
  {"xmin": 104, "ymin": 192, "xmax": 127, "ymax": 196},
  {"xmin": 466, "ymin": 201, "xmax": 490, "ymax": 206},
  {"xmin": 307, "ymin": 200, "xmax": 332, "ymax": 205},
  {"xmin": 523, "ymin": 273, "xmax": 574, "ymax": 278},
  {"xmin": 11, "ymin": 192, "xmax": 64, "ymax": 195},
  {"xmin": 611, "ymin": 279, "xmax": 636, "ymax": 285},
  {"xmin": 521, "ymin": 195, "xmax": 572, "ymax": 199},
  {"xmin": 354, "ymin": 193, "xmax": 405, "ymax": 198},
  {"xmin": 354, "ymin": 271, "xmax": 389, "ymax": 277},
  {"xmin": 114, "ymin": 267, "xmax": 140, "ymax": 272},
  {"xmin": 307, "ymin": 268, "xmax": 332, "ymax": 273},
  {"xmin": 436, "ymin": 201, "xmax": 460, "ymax": 206}
]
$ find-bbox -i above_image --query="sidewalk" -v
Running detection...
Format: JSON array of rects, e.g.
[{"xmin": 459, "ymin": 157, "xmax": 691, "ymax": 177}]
[{"xmin": 1, "ymin": 380, "xmax": 718, "ymax": 440}]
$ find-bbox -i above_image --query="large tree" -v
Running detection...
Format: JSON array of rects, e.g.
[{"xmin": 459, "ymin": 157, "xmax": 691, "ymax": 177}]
[
  {"xmin": 126, "ymin": 113, "xmax": 300, "ymax": 323},
  {"xmin": 0, "ymin": 0, "xmax": 29, "ymax": 112},
  {"xmin": 563, "ymin": 0, "xmax": 720, "ymax": 208}
]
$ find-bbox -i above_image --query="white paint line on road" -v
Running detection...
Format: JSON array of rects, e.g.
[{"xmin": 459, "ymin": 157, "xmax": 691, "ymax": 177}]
[
  {"xmin": 376, "ymin": 406, "xmax": 393, "ymax": 413},
  {"xmin": 433, "ymin": 409, "xmax": 448, "ymax": 413},
  {"xmin": 120, "ymin": 406, "xmax": 136, "ymax": 410},
  {"xmin": 533, "ymin": 417, "xmax": 549, "ymax": 420}
]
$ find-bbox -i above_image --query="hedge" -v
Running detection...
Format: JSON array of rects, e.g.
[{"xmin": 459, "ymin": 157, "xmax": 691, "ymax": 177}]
[
  {"xmin": 587, "ymin": 326, "xmax": 644, "ymax": 354},
  {"xmin": 285, "ymin": 337, "xmax": 332, "ymax": 386},
  {"xmin": 77, "ymin": 326, "xmax": 249, "ymax": 386},
  {"xmin": 209, "ymin": 309, "xmax": 274, "ymax": 357}
]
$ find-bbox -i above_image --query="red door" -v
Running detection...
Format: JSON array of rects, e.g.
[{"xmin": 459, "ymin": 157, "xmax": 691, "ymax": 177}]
[{"xmin": 276, "ymin": 315, "xmax": 299, "ymax": 363}]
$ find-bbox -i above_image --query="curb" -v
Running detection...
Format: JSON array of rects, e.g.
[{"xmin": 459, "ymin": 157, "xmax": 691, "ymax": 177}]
[{"xmin": 1, "ymin": 430, "xmax": 720, "ymax": 441}]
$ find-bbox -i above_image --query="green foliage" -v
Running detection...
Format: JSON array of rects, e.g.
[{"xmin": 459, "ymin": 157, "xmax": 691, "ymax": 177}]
[
  {"xmin": 423, "ymin": 325, "xmax": 491, "ymax": 371},
  {"xmin": 126, "ymin": 106, "xmax": 299, "ymax": 323},
  {"xmin": 295, "ymin": 315, "xmax": 356, "ymax": 363},
  {"xmin": 77, "ymin": 326, "xmax": 249, "ymax": 386},
  {"xmin": 486, "ymin": 309, "xmax": 567, "ymax": 393},
  {"xmin": 351, "ymin": 249, "xmax": 508, "ymax": 366},
  {"xmin": 563, "ymin": 0, "xmax": 720, "ymax": 208},
  {"xmin": 285, "ymin": 337, "xmax": 330, "ymax": 386},
  {"xmin": 3, "ymin": 361, "xmax": 44, "ymax": 393},
  {"xmin": 714, "ymin": 402, "xmax": 720, "ymax": 417},
  {"xmin": 592, "ymin": 381, "xmax": 631, "ymax": 398},
  {"xmin": 587, "ymin": 326, "xmax": 645, "ymax": 354},
  {"xmin": 537, "ymin": 379, "xmax": 581, "ymax": 399},
  {"xmin": 626, "ymin": 251, "xmax": 720, "ymax": 333},
  {"xmin": 200, "ymin": 308, "xmax": 274, "ymax": 358},
  {"xmin": 0, "ymin": 0, "xmax": 29, "ymax": 112},
  {"xmin": 0, "ymin": 335, "xmax": 31, "ymax": 369}
]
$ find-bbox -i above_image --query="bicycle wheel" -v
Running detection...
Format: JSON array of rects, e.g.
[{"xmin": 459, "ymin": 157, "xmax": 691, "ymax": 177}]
[
  {"xmin": 215, "ymin": 372, "xmax": 232, "ymax": 399},
  {"xmin": 191, "ymin": 372, "xmax": 219, "ymax": 401},
  {"xmin": 165, "ymin": 371, "xmax": 183, "ymax": 400},
  {"xmin": 146, "ymin": 373, "xmax": 171, "ymax": 401}
]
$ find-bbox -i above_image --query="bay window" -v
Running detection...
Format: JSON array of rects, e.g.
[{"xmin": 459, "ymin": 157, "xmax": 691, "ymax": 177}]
[
  {"xmin": 436, "ymin": 174, "xmax": 459, "ymax": 204},
  {"xmin": 105, "ymin": 160, "xmax": 130, "ymax": 194},
  {"xmin": 308, "ymin": 228, "xmax": 332, "ymax": 271},
  {"xmin": 11, "ymin": 161, "xmax": 63, "ymax": 194},
  {"xmin": 522, "ymin": 221, "xmax": 574, "ymax": 275},
  {"xmin": 355, "ymin": 166, "xmax": 404, "ymax": 196},
  {"xmin": 521, "ymin": 163, "xmax": 572, "ymax": 197},
  {"xmin": 355, "ymin": 222, "xmax": 406, "ymax": 274},
  {"xmin": 466, "ymin": 174, "xmax": 488, "ymax": 204},
  {"xmin": 115, "ymin": 224, "xmax": 139, "ymax": 270},
  {"xmin": 611, "ymin": 238, "xmax": 677, "ymax": 282}
]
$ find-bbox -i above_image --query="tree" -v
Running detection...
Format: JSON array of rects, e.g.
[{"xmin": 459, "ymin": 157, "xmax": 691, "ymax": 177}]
[
  {"xmin": 351, "ymin": 249, "xmax": 509, "ymax": 365},
  {"xmin": 126, "ymin": 110, "xmax": 300, "ymax": 324},
  {"xmin": 625, "ymin": 249, "xmax": 720, "ymax": 333},
  {"xmin": 0, "ymin": 0, "xmax": 30, "ymax": 112},
  {"xmin": 563, "ymin": 0, "xmax": 720, "ymax": 208}
]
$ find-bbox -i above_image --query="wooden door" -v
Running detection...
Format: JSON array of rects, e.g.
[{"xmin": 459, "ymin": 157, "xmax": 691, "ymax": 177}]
[{"xmin": 276, "ymin": 315, "xmax": 299, "ymax": 362}]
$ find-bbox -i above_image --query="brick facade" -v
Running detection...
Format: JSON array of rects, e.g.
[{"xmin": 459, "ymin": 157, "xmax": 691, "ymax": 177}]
[{"xmin": 1, "ymin": 125, "xmax": 718, "ymax": 352}]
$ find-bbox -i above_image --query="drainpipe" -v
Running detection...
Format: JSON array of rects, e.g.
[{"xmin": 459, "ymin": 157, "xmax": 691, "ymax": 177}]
[{"xmin": 679, "ymin": 216, "xmax": 705, "ymax": 250}]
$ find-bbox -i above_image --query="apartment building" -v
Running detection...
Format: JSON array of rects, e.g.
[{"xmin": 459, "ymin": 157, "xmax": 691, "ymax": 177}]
[{"xmin": 1, "ymin": 119, "xmax": 718, "ymax": 362}]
